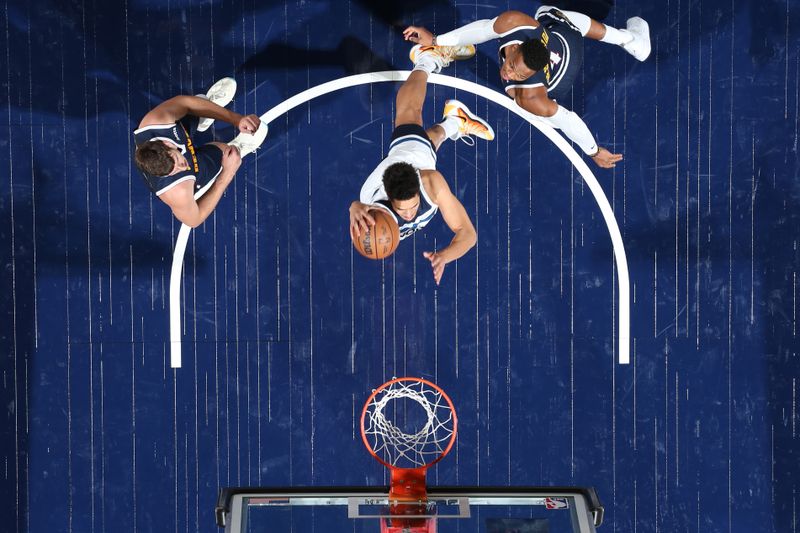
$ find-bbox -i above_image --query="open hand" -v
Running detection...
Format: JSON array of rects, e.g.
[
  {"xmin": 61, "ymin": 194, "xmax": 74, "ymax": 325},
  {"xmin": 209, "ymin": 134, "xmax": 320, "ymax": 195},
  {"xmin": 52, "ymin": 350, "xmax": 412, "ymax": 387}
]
[
  {"xmin": 423, "ymin": 251, "xmax": 446, "ymax": 285},
  {"xmin": 590, "ymin": 147, "xmax": 623, "ymax": 168},
  {"xmin": 403, "ymin": 26, "xmax": 435, "ymax": 46}
]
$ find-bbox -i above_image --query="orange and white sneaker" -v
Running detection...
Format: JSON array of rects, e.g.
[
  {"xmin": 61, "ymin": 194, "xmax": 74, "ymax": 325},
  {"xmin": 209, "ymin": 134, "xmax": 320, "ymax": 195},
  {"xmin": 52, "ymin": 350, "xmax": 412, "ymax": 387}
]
[
  {"xmin": 443, "ymin": 99, "xmax": 495, "ymax": 144},
  {"xmin": 409, "ymin": 44, "xmax": 476, "ymax": 73}
]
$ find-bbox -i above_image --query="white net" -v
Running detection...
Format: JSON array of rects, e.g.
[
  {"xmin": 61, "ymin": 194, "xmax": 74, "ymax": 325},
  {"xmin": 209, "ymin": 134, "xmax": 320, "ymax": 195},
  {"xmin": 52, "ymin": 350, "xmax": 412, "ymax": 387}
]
[{"xmin": 363, "ymin": 378, "xmax": 456, "ymax": 469}]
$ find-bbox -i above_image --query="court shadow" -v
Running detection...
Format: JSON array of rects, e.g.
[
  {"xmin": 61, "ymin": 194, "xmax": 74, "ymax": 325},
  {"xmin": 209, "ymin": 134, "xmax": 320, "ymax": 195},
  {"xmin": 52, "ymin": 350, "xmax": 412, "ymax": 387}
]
[
  {"xmin": 0, "ymin": 194, "xmax": 32, "ymax": 533},
  {"xmin": 240, "ymin": 37, "xmax": 393, "ymax": 75},
  {"xmin": 548, "ymin": 0, "xmax": 614, "ymax": 21},
  {"xmin": 353, "ymin": 0, "xmax": 456, "ymax": 28}
]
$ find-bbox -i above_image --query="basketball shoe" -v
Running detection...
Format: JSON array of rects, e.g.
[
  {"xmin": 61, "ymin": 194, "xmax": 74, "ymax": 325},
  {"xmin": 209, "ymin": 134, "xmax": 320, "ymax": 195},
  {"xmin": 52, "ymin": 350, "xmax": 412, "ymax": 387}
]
[
  {"xmin": 442, "ymin": 99, "xmax": 495, "ymax": 144},
  {"xmin": 197, "ymin": 77, "xmax": 238, "ymax": 132},
  {"xmin": 409, "ymin": 44, "xmax": 476, "ymax": 73},
  {"xmin": 228, "ymin": 121, "xmax": 268, "ymax": 157},
  {"xmin": 621, "ymin": 17, "xmax": 651, "ymax": 61}
]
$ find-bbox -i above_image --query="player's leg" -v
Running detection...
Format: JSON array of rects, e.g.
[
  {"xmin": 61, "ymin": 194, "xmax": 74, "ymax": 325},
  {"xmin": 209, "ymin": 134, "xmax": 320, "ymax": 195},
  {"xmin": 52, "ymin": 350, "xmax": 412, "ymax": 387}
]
[
  {"xmin": 394, "ymin": 69, "xmax": 430, "ymax": 128},
  {"xmin": 400, "ymin": 44, "xmax": 479, "ymax": 148},
  {"xmin": 207, "ymin": 142, "xmax": 230, "ymax": 151},
  {"xmin": 396, "ymin": 43, "xmax": 478, "ymax": 128},
  {"xmin": 425, "ymin": 122, "xmax": 448, "ymax": 151},
  {"xmin": 536, "ymin": 5, "xmax": 651, "ymax": 61},
  {"xmin": 560, "ymin": 10, "xmax": 635, "ymax": 47}
]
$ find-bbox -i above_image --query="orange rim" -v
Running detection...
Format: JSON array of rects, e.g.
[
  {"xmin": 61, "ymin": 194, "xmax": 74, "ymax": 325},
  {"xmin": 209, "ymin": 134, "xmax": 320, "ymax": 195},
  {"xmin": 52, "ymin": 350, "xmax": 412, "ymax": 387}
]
[{"xmin": 360, "ymin": 376, "xmax": 458, "ymax": 470}]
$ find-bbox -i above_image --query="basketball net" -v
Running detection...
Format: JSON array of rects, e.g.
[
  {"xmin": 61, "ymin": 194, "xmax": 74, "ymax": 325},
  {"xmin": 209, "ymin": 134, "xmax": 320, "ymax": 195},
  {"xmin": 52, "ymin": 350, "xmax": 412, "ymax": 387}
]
[{"xmin": 361, "ymin": 378, "xmax": 457, "ymax": 533}]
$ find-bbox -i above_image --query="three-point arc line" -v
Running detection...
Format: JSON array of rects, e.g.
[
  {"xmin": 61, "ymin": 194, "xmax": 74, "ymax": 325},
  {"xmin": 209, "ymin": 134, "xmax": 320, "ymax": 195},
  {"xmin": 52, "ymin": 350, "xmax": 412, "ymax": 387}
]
[{"xmin": 168, "ymin": 71, "xmax": 631, "ymax": 368}]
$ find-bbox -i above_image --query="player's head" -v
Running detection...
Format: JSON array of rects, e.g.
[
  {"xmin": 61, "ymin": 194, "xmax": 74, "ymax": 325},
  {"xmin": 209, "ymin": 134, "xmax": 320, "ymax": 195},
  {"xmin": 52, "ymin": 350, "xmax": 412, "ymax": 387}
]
[
  {"xmin": 383, "ymin": 162, "xmax": 420, "ymax": 221},
  {"xmin": 500, "ymin": 41, "xmax": 546, "ymax": 81},
  {"xmin": 134, "ymin": 141, "xmax": 189, "ymax": 176},
  {"xmin": 520, "ymin": 39, "xmax": 549, "ymax": 72}
]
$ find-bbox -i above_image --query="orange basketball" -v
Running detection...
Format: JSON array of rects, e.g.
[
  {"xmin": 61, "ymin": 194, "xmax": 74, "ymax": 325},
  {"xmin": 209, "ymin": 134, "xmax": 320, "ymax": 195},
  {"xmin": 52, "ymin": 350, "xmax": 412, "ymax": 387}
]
[{"xmin": 352, "ymin": 208, "xmax": 400, "ymax": 260}]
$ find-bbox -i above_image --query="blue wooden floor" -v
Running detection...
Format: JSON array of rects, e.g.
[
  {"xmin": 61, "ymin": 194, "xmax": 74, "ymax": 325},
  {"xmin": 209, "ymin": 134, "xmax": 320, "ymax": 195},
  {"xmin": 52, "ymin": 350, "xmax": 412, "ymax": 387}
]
[{"xmin": 1, "ymin": 0, "xmax": 798, "ymax": 532}]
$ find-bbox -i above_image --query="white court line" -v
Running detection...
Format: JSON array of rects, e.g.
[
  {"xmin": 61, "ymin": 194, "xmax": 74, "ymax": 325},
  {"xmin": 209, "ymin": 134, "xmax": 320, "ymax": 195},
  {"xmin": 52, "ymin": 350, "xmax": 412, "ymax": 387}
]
[{"xmin": 169, "ymin": 71, "xmax": 631, "ymax": 367}]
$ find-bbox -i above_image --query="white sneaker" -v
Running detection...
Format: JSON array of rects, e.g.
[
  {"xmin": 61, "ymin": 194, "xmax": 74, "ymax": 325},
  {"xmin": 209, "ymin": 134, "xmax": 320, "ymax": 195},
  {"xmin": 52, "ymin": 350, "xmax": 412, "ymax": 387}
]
[
  {"xmin": 442, "ymin": 99, "xmax": 495, "ymax": 143},
  {"xmin": 621, "ymin": 17, "xmax": 651, "ymax": 62},
  {"xmin": 409, "ymin": 44, "xmax": 476, "ymax": 73},
  {"xmin": 228, "ymin": 121, "xmax": 268, "ymax": 157},
  {"xmin": 197, "ymin": 77, "xmax": 238, "ymax": 132}
]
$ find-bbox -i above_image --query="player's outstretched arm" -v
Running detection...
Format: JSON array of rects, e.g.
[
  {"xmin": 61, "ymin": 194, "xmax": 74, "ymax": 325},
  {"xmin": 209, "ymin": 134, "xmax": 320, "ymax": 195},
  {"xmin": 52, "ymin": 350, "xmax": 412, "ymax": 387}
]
[
  {"xmin": 138, "ymin": 96, "xmax": 260, "ymax": 133},
  {"xmin": 423, "ymin": 172, "xmax": 477, "ymax": 285},
  {"xmin": 159, "ymin": 143, "xmax": 242, "ymax": 228},
  {"xmin": 513, "ymin": 87, "xmax": 623, "ymax": 169},
  {"xmin": 403, "ymin": 11, "xmax": 537, "ymax": 47}
]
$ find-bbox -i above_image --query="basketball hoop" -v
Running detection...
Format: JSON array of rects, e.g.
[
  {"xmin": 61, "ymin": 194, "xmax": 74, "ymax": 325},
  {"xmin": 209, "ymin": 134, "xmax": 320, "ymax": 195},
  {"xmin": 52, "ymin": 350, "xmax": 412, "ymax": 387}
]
[{"xmin": 361, "ymin": 377, "xmax": 457, "ymax": 533}]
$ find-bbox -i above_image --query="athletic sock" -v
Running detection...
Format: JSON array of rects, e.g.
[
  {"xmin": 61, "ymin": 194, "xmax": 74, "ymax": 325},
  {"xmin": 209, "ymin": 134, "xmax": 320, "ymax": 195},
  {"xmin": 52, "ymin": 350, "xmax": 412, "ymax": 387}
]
[
  {"xmin": 412, "ymin": 55, "xmax": 438, "ymax": 75},
  {"xmin": 438, "ymin": 115, "xmax": 461, "ymax": 139},
  {"xmin": 601, "ymin": 25, "xmax": 633, "ymax": 46}
]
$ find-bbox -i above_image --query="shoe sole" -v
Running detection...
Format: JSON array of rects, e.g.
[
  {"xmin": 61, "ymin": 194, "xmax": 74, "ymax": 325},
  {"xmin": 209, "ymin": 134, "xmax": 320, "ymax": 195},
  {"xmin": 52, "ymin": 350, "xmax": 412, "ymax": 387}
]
[
  {"xmin": 625, "ymin": 17, "xmax": 651, "ymax": 61},
  {"xmin": 207, "ymin": 77, "xmax": 237, "ymax": 106},
  {"xmin": 443, "ymin": 99, "xmax": 495, "ymax": 141},
  {"xmin": 197, "ymin": 77, "xmax": 238, "ymax": 132}
]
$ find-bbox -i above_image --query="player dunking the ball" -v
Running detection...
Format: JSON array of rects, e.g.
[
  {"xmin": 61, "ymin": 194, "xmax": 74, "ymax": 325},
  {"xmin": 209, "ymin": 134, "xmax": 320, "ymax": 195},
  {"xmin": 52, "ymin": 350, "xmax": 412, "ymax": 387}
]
[
  {"xmin": 404, "ymin": 5, "xmax": 651, "ymax": 168},
  {"xmin": 133, "ymin": 77, "xmax": 268, "ymax": 227},
  {"xmin": 349, "ymin": 45, "xmax": 494, "ymax": 284}
]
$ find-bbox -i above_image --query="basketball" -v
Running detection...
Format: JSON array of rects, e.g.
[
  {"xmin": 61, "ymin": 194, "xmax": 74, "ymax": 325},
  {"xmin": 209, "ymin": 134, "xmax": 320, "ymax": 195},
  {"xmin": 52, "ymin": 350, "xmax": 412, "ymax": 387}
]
[{"xmin": 352, "ymin": 208, "xmax": 400, "ymax": 260}]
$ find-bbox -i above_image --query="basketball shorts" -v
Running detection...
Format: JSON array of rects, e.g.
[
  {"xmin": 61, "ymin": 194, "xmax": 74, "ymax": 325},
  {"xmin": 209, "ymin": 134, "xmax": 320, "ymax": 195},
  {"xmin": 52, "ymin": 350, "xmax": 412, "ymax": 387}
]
[
  {"xmin": 387, "ymin": 124, "xmax": 437, "ymax": 170},
  {"xmin": 534, "ymin": 6, "xmax": 586, "ymax": 101},
  {"xmin": 180, "ymin": 115, "xmax": 224, "ymax": 198}
]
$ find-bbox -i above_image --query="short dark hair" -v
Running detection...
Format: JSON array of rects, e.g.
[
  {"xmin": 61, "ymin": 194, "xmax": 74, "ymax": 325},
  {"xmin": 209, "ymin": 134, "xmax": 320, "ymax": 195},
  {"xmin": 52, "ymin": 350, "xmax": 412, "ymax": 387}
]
[
  {"xmin": 134, "ymin": 142, "xmax": 175, "ymax": 176},
  {"xmin": 383, "ymin": 162, "xmax": 419, "ymax": 201},
  {"xmin": 519, "ymin": 39, "xmax": 549, "ymax": 71}
]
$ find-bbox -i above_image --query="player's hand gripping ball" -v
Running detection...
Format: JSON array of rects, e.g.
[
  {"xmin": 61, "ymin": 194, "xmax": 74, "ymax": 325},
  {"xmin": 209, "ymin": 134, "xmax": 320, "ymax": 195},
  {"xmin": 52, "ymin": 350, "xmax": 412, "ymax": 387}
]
[{"xmin": 352, "ymin": 209, "xmax": 400, "ymax": 260}]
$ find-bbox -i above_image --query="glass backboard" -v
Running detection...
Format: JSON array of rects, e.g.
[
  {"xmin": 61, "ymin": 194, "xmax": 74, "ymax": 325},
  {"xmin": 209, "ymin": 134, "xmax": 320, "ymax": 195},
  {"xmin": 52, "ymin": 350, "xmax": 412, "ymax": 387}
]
[{"xmin": 216, "ymin": 486, "xmax": 604, "ymax": 533}]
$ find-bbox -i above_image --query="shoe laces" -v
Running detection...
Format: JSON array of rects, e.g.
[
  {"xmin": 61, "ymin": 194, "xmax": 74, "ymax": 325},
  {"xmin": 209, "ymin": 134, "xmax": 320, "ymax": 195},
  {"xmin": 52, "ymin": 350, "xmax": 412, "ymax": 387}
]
[
  {"xmin": 418, "ymin": 45, "xmax": 453, "ymax": 67},
  {"xmin": 207, "ymin": 84, "xmax": 232, "ymax": 101},
  {"xmin": 437, "ymin": 47, "xmax": 460, "ymax": 67},
  {"xmin": 208, "ymin": 91, "xmax": 228, "ymax": 103}
]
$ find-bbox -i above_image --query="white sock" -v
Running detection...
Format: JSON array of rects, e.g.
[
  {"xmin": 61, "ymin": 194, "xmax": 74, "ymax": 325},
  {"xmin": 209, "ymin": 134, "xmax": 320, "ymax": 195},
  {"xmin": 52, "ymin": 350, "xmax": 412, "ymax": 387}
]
[
  {"xmin": 413, "ymin": 55, "xmax": 438, "ymax": 75},
  {"xmin": 560, "ymin": 10, "xmax": 592, "ymax": 36},
  {"xmin": 601, "ymin": 25, "xmax": 633, "ymax": 46},
  {"xmin": 438, "ymin": 115, "xmax": 461, "ymax": 139}
]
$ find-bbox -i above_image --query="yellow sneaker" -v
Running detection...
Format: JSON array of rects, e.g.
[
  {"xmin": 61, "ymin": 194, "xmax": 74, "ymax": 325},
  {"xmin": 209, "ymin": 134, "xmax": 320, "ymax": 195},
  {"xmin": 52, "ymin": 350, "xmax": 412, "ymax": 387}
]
[
  {"xmin": 443, "ymin": 99, "xmax": 495, "ymax": 143},
  {"xmin": 409, "ymin": 44, "xmax": 476, "ymax": 72}
]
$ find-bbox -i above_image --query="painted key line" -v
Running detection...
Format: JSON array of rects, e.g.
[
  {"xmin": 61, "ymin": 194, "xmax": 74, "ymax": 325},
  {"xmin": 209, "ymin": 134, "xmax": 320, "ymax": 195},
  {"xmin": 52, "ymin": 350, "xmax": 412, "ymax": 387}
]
[{"xmin": 168, "ymin": 71, "xmax": 631, "ymax": 367}]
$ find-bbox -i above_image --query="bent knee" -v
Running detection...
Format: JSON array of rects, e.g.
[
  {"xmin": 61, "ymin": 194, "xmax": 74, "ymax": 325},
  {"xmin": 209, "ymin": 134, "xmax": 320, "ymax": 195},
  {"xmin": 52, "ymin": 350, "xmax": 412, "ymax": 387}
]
[{"xmin": 395, "ymin": 108, "xmax": 424, "ymax": 128}]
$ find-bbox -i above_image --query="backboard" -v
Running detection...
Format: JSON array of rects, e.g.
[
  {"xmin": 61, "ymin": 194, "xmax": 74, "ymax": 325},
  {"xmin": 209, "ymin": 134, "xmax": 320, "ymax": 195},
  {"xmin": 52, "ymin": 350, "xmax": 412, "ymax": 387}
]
[{"xmin": 216, "ymin": 486, "xmax": 604, "ymax": 533}]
